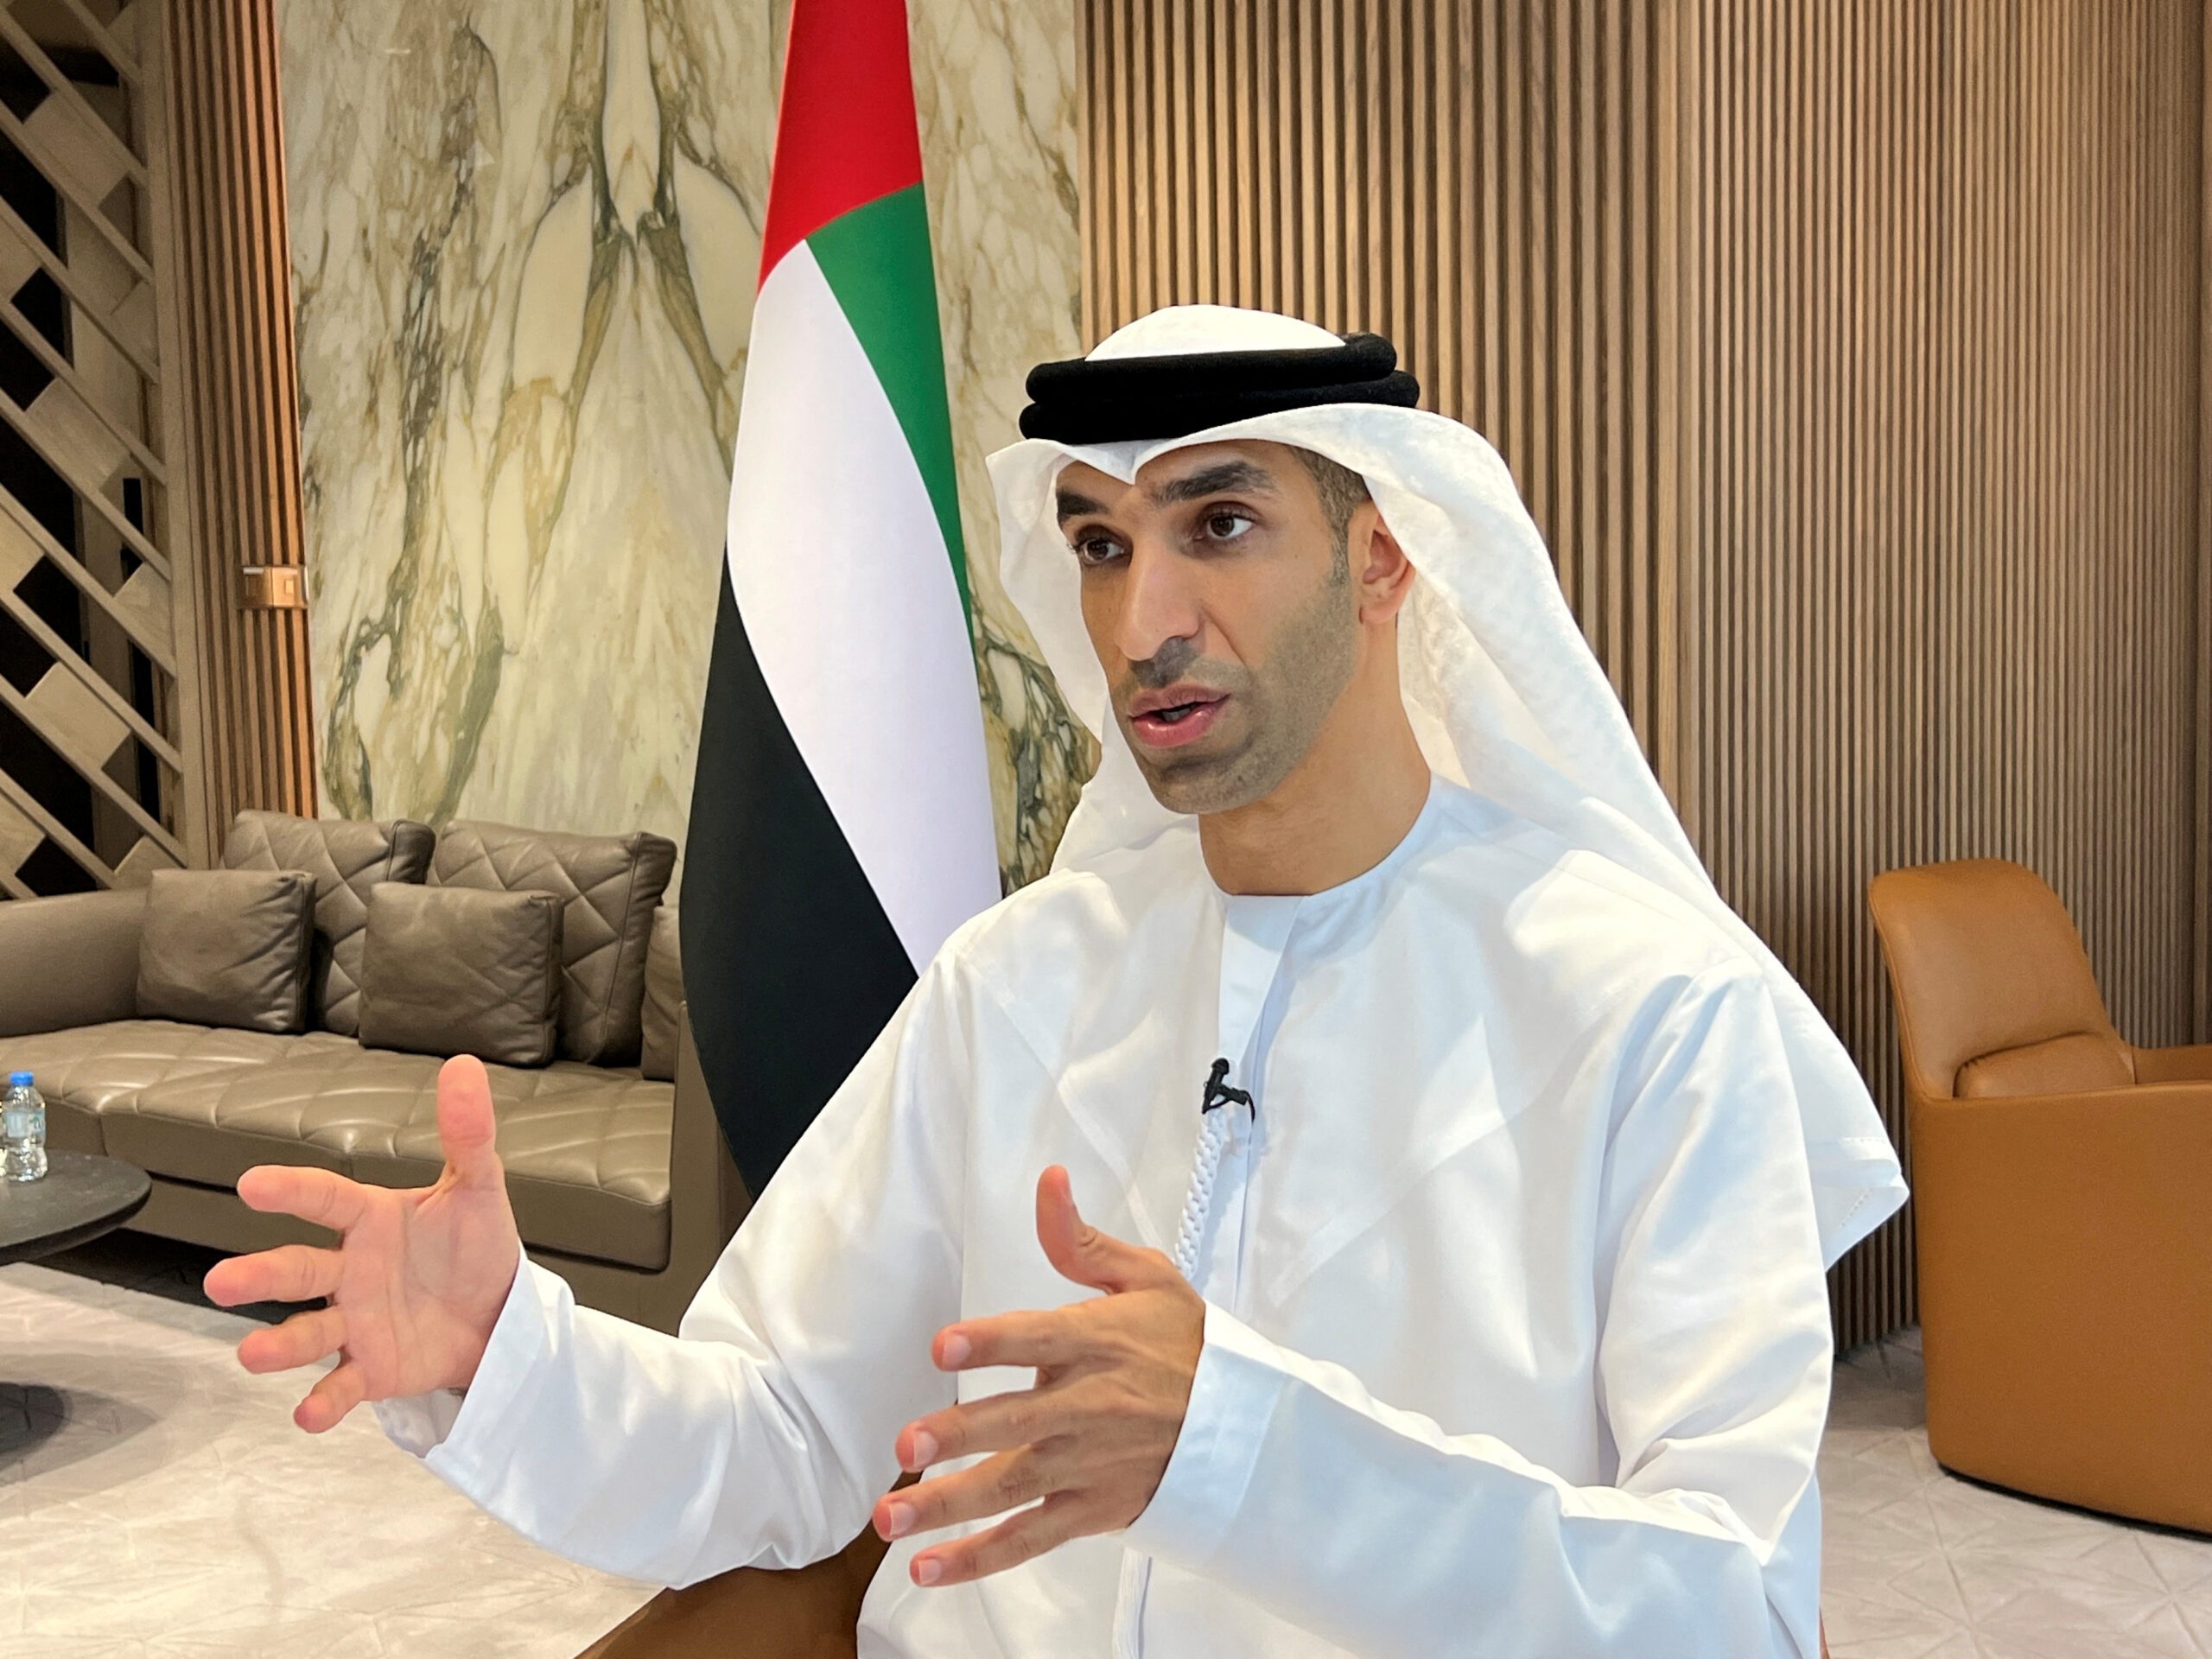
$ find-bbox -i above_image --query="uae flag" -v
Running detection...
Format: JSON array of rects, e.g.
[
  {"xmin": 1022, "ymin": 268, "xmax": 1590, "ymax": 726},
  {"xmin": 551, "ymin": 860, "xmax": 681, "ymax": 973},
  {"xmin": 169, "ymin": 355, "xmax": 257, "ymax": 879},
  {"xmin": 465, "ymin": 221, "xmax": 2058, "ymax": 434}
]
[{"xmin": 682, "ymin": 0, "xmax": 1000, "ymax": 1199}]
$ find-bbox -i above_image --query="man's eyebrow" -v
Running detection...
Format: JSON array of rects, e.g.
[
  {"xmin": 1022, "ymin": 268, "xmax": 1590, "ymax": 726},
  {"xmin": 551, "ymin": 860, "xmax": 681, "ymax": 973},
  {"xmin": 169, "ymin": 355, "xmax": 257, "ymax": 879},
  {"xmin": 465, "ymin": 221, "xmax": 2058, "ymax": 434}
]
[
  {"xmin": 1147, "ymin": 460, "xmax": 1276, "ymax": 506},
  {"xmin": 1054, "ymin": 488, "xmax": 1107, "ymax": 524}
]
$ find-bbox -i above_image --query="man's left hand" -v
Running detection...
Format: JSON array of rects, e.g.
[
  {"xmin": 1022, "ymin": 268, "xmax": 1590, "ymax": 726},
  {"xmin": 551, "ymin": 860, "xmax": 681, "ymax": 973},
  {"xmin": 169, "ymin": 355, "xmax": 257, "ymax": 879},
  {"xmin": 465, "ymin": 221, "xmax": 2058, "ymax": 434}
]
[{"xmin": 875, "ymin": 1164, "xmax": 1205, "ymax": 1587}]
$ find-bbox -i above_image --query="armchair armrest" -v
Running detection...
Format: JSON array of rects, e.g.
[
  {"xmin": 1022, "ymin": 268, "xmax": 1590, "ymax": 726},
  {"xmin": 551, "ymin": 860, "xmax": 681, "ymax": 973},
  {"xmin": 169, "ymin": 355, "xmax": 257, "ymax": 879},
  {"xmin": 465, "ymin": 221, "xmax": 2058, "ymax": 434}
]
[
  {"xmin": 1910, "ymin": 1082, "xmax": 2212, "ymax": 1529},
  {"xmin": 2132, "ymin": 1043, "xmax": 2212, "ymax": 1084},
  {"xmin": 0, "ymin": 887, "xmax": 146, "ymax": 1039},
  {"xmin": 575, "ymin": 1515, "xmax": 892, "ymax": 1659}
]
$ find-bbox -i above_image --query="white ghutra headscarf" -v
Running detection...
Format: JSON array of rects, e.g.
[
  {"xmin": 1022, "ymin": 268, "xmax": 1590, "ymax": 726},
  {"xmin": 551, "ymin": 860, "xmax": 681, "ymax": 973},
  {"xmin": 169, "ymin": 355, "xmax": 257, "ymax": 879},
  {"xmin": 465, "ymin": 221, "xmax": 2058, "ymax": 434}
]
[{"xmin": 985, "ymin": 304, "xmax": 1907, "ymax": 1268}]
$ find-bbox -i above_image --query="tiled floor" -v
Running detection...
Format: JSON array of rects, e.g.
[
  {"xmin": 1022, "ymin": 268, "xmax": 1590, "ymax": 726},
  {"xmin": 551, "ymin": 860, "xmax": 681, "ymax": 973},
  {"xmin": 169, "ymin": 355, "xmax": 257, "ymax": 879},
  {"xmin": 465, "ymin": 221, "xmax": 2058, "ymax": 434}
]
[
  {"xmin": 1821, "ymin": 1329, "xmax": 2212, "ymax": 1656},
  {"xmin": 2, "ymin": 1233, "xmax": 2207, "ymax": 1656}
]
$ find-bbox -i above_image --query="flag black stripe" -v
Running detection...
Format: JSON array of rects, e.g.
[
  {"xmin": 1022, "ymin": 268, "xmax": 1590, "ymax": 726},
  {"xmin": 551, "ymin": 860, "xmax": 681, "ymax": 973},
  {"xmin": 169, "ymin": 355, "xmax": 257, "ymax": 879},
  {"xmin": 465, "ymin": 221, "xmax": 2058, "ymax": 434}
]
[{"xmin": 681, "ymin": 559, "xmax": 918, "ymax": 1201}]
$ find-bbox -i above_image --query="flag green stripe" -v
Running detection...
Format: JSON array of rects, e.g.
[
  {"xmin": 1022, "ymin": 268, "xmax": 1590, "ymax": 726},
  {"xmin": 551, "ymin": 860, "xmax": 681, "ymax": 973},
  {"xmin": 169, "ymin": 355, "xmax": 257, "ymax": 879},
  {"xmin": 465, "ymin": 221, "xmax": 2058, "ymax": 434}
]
[{"xmin": 806, "ymin": 185, "xmax": 971, "ymax": 623}]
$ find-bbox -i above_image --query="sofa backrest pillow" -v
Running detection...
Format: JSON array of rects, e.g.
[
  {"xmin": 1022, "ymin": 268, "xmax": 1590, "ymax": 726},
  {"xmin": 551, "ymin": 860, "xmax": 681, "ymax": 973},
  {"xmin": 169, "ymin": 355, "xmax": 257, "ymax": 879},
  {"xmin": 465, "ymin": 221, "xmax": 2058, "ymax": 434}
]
[
  {"xmin": 222, "ymin": 810, "xmax": 435, "ymax": 1037},
  {"xmin": 357, "ymin": 884, "xmax": 563, "ymax": 1068},
  {"xmin": 639, "ymin": 906, "xmax": 682, "ymax": 1082},
  {"xmin": 137, "ymin": 868, "xmax": 317, "ymax": 1033},
  {"xmin": 429, "ymin": 820, "xmax": 676, "ymax": 1065}
]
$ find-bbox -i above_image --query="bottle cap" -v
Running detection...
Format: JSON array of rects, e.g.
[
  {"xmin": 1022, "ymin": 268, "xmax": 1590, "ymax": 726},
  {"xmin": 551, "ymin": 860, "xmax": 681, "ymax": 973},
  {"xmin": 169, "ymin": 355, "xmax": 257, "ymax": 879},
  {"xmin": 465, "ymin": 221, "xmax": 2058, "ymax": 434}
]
[{"xmin": 7, "ymin": 1071, "xmax": 30, "ymax": 1087}]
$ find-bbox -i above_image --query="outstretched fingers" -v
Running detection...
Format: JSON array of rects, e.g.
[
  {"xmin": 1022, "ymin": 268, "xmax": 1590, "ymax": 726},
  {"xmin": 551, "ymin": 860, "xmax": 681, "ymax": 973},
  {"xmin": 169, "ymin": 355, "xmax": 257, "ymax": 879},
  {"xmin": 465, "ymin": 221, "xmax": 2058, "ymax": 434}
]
[
  {"xmin": 908, "ymin": 1490, "xmax": 1098, "ymax": 1587},
  {"xmin": 204, "ymin": 1241, "xmax": 343, "ymax": 1309},
  {"xmin": 435, "ymin": 1055, "xmax": 504, "ymax": 1190},
  {"xmin": 1033, "ymin": 1166, "xmax": 1179, "ymax": 1294},
  {"xmin": 294, "ymin": 1358, "xmax": 368, "ymax": 1434},
  {"xmin": 237, "ymin": 1305, "xmax": 347, "ymax": 1375},
  {"xmin": 234, "ymin": 1164, "xmax": 369, "ymax": 1235}
]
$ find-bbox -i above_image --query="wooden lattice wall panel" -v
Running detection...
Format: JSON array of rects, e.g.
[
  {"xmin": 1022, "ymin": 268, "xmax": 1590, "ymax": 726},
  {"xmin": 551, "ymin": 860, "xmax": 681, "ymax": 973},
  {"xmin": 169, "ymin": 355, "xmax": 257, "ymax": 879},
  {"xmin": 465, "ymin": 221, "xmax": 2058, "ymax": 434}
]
[{"xmin": 0, "ymin": 0, "xmax": 188, "ymax": 899}]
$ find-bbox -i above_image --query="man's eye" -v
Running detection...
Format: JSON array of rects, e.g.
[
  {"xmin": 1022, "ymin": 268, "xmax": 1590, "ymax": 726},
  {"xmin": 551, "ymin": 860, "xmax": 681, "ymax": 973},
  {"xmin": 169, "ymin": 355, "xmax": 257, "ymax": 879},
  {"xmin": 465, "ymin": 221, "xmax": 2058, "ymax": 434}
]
[
  {"xmin": 1201, "ymin": 511, "xmax": 1255, "ymax": 542},
  {"xmin": 1072, "ymin": 535, "xmax": 1124, "ymax": 567}
]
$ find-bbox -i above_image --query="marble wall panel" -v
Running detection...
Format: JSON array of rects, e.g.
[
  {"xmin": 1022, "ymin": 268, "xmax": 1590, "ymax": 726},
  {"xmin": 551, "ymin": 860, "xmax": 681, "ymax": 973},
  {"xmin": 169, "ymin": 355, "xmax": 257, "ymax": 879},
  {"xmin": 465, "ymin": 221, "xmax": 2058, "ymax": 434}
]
[{"xmin": 279, "ymin": 0, "xmax": 1090, "ymax": 887}]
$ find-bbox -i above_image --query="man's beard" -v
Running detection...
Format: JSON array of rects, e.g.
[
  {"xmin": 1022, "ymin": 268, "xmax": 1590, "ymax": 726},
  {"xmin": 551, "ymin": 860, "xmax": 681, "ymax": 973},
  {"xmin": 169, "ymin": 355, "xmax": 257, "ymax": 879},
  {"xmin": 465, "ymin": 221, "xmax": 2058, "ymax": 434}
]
[{"xmin": 1117, "ymin": 567, "xmax": 1358, "ymax": 817}]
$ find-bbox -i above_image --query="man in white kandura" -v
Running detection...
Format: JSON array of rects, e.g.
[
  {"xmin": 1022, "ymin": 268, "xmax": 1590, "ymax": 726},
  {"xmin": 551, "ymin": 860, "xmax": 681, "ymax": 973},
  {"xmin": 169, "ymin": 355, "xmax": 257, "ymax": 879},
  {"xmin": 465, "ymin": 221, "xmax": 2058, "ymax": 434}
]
[{"xmin": 209, "ymin": 305, "xmax": 1907, "ymax": 1657}]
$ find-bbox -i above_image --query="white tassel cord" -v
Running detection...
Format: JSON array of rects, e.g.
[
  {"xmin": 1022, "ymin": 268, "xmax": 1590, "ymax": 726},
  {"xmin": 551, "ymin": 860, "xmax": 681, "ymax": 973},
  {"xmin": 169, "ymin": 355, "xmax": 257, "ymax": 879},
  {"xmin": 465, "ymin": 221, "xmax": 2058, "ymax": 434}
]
[
  {"xmin": 1121, "ymin": 1096, "xmax": 1236, "ymax": 1659},
  {"xmin": 1170, "ymin": 1105, "xmax": 1234, "ymax": 1281}
]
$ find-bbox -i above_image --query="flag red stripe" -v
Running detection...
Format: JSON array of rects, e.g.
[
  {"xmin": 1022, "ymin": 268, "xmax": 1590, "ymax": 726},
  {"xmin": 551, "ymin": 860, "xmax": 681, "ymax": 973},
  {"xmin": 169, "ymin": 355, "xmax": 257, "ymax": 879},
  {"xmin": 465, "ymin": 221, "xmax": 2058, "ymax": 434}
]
[{"xmin": 757, "ymin": 0, "xmax": 925, "ymax": 286}]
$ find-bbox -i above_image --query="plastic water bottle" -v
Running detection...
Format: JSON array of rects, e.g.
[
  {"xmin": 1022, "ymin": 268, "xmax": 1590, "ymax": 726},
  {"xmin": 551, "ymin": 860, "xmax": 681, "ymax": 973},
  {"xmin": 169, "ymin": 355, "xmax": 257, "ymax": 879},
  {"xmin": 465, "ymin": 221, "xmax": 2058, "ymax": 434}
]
[{"xmin": 3, "ymin": 1071, "xmax": 47, "ymax": 1182}]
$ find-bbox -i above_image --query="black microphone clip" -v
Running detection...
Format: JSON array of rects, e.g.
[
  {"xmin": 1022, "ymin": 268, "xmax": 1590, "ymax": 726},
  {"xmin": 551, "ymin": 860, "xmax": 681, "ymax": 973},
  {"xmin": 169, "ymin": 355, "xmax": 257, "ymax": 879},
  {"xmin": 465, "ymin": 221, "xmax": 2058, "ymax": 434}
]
[{"xmin": 1201, "ymin": 1056, "xmax": 1254, "ymax": 1116}]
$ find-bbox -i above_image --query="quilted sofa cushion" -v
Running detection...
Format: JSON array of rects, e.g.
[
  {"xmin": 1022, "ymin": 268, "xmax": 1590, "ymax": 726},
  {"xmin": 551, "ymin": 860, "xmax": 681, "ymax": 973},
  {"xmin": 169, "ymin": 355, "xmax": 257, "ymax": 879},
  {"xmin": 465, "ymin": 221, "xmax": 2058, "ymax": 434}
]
[
  {"xmin": 108, "ymin": 1041, "xmax": 676, "ymax": 1270},
  {"xmin": 0, "ymin": 1020, "xmax": 353, "ymax": 1156},
  {"xmin": 222, "ymin": 810, "xmax": 435, "ymax": 1037},
  {"xmin": 105, "ymin": 1064, "xmax": 364, "ymax": 1186},
  {"xmin": 137, "ymin": 868, "xmax": 316, "ymax": 1033},
  {"xmin": 359, "ymin": 885, "xmax": 563, "ymax": 1066},
  {"xmin": 639, "ymin": 906, "xmax": 681, "ymax": 1082},
  {"xmin": 429, "ymin": 820, "xmax": 676, "ymax": 1066},
  {"xmin": 348, "ymin": 1065, "xmax": 675, "ymax": 1270}
]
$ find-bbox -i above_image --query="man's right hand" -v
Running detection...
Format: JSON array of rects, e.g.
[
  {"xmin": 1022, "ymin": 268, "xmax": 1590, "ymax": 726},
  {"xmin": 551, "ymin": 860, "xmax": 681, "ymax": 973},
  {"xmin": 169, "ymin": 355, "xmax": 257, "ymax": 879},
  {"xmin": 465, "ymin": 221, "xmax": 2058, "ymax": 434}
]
[{"xmin": 204, "ymin": 1053, "xmax": 523, "ymax": 1433}]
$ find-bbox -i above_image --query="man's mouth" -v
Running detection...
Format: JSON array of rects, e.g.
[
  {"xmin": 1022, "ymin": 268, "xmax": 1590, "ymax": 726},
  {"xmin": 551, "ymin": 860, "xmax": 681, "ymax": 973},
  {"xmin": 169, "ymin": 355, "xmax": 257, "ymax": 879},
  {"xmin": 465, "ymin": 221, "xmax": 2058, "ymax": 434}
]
[{"xmin": 1128, "ymin": 692, "xmax": 1228, "ymax": 749}]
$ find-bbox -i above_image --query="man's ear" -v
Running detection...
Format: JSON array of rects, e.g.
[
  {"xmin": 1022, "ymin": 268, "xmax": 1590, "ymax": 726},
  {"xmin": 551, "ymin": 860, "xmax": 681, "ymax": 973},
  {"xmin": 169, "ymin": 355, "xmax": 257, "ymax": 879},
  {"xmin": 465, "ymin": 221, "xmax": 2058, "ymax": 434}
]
[{"xmin": 1351, "ymin": 503, "xmax": 1416, "ymax": 626}]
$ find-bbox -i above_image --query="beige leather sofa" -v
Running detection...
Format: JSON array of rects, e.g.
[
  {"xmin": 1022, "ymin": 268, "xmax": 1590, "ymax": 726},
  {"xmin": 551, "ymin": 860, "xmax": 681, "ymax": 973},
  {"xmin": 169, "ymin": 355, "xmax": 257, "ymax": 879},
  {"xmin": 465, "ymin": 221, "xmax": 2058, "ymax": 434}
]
[{"xmin": 0, "ymin": 811, "xmax": 748, "ymax": 1334}]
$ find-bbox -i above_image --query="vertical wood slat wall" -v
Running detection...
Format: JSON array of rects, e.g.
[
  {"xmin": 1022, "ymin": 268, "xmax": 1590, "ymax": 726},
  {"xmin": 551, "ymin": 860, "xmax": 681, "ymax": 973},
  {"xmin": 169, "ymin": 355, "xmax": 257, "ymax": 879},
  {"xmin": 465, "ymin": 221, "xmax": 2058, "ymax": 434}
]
[
  {"xmin": 1079, "ymin": 0, "xmax": 2210, "ymax": 1350},
  {"xmin": 1084, "ymin": 0, "xmax": 1678, "ymax": 768},
  {"xmin": 2202, "ymin": 3, "xmax": 2212, "ymax": 1043},
  {"xmin": 1682, "ymin": 0, "xmax": 2205, "ymax": 1346},
  {"xmin": 149, "ymin": 0, "xmax": 315, "ymax": 849}
]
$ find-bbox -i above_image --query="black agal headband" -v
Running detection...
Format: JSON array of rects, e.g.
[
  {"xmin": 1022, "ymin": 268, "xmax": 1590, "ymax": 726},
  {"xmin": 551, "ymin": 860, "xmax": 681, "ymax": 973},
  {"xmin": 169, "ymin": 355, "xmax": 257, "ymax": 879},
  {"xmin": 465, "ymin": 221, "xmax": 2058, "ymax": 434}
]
[{"xmin": 1018, "ymin": 330, "xmax": 1421, "ymax": 443}]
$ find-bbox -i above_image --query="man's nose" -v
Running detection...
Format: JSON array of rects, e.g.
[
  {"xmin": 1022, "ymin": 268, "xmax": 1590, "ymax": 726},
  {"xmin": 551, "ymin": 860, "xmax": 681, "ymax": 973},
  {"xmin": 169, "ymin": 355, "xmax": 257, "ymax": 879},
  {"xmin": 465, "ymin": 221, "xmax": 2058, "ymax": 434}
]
[{"xmin": 1112, "ymin": 538, "xmax": 1203, "ymax": 666}]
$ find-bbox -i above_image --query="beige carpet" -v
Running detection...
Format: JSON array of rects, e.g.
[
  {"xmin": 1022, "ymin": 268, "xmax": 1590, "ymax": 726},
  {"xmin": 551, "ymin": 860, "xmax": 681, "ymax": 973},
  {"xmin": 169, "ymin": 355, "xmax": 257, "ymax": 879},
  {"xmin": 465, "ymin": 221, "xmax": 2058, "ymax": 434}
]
[
  {"xmin": 4, "ymin": 1232, "xmax": 2209, "ymax": 1656},
  {"xmin": 0, "ymin": 1231, "xmax": 653, "ymax": 1657}
]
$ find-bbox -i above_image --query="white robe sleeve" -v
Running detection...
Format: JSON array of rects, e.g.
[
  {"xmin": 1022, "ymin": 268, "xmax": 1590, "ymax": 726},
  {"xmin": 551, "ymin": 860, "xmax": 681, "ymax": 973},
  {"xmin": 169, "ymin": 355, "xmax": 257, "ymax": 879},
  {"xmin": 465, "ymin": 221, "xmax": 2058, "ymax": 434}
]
[
  {"xmin": 1120, "ymin": 961, "xmax": 1832, "ymax": 1659},
  {"xmin": 368, "ymin": 954, "xmax": 978, "ymax": 1588}
]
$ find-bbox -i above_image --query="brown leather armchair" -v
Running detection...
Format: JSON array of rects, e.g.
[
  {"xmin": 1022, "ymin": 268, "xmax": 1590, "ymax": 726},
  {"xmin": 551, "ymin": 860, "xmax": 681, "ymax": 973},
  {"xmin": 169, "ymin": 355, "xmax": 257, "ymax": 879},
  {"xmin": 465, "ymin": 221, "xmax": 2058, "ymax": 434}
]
[
  {"xmin": 577, "ymin": 1525, "xmax": 1834, "ymax": 1657},
  {"xmin": 576, "ymin": 1522, "xmax": 890, "ymax": 1659},
  {"xmin": 572, "ymin": 1390, "xmax": 1849, "ymax": 1657},
  {"xmin": 1867, "ymin": 857, "xmax": 2212, "ymax": 1533}
]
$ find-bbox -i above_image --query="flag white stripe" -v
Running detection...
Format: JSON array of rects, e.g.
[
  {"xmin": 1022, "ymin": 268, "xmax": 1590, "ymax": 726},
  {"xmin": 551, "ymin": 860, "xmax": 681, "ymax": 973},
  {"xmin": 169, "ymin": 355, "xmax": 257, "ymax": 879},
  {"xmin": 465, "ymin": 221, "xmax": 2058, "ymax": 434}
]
[{"xmin": 724, "ymin": 244, "xmax": 1000, "ymax": 969}]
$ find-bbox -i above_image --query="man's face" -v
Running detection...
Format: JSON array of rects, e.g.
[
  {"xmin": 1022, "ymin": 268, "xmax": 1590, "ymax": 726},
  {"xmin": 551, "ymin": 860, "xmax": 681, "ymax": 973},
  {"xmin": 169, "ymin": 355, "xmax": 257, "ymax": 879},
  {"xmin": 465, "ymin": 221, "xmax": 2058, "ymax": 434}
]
[{"xmin": 1055, "ymin": 441, "xmax": 1362, "ymax": 816}]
